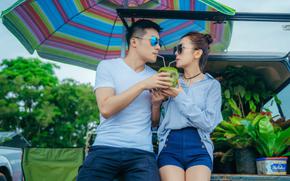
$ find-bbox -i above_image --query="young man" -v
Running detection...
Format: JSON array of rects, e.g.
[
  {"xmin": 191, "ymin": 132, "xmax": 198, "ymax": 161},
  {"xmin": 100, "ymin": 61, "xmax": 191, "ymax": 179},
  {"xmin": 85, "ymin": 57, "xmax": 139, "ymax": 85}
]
[{"xmin": 77, "ymin": 19, "xmax": 172, "ymax": 181}]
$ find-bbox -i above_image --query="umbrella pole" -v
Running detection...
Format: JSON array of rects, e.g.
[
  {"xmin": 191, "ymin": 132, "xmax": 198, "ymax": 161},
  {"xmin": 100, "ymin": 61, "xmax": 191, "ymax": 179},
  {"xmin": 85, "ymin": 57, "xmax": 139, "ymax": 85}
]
[
  {"xmin": 121, "ymin": 27, "xmax": 126, "ymax": 58},
  {"xmin": 121, "ymin": 0, "xmax": 128, "ymax": 58}
]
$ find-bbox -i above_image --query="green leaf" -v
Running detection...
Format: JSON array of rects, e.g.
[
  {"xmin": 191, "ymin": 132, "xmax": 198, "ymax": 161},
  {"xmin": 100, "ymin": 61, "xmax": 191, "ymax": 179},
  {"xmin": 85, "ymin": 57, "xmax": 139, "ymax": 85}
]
[
  {"xmin": 256, "ymin": 145, "xmax": 265, "ymax": 157},
  {"xmin": 252, "ymin": 114, "xmax": 266, "ymax": 126},
  {"xmin": 263, "ymin": 108, "xmax": 272, "ymax": 113},
  {"xmin": 283, "ymin": 152, "xmax": 290, "ymax": 157},
  {"xmin": 245, "ymin": 92, "xmax": 251, "ymax": 101},
  {"xmin": 242, "ymin": 120, "xmax": 257, "ymax": 139},
  {"xmin": 249, "ymin": 100, "xmax": 256, "ymax": 112},
  {"xmin": 220, "ymin": 121, "xmax": 239, "ymax": 134},
  {"xmin": 224, "ymin": 89, "xmax": 231, "ymax": 99},
  {"xmin": 228, "ymin": 98, "xmax": 242, "ymax": 116},
  {"xmin": 225, "ymin": 133, "xmax": 236, "ymax": 139},
  {"xmin": 259, "ymin": 117, "xmax": 274, "ymax": 134},
  {"xmin": 245, "ymin": 112, "xmax": 257, "ymax": 120},
  {"xmin": 214, "ymin": 126, "xmax": 226, "ymax": 132},
  {"xmin": 253, "ymin": 93, "xmax": 260, "ymax": 103},
  {"xmin": 229, "ymin": 116, "xmax": 241, "ymax": 125},
  {"xmin": 276, "ymin": 127, "xmax": 290, "ymax": 146},
  {"xmin": 257, "ymin": 140, "xmax": 271, "ymax": 157},
  {"xmin": 257, "ymin": 118, "xmax": 276, "ymax": 156},
  {"xmin": 234, "ymin": 85, "xmax": 246, "ymax": 97},
  {"xmin": 273, "ymin": 144, "xmax": 288, "ymax": 157},
  {"xmin": 274, "ymin": 95, "xmax": 282, "ymax": 105}
]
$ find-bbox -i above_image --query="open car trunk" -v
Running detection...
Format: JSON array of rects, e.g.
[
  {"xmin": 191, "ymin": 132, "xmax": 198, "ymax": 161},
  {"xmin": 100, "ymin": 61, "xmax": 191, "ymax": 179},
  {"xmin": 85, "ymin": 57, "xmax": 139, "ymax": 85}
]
[{"xmin": 117, "ymin": 8, "xmax": 290, "ymax": 93}]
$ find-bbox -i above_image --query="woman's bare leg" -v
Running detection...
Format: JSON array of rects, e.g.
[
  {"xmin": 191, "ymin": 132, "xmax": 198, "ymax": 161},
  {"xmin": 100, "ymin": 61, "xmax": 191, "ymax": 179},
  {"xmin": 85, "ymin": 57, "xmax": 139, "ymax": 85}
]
[
  {"xmin": 159, "ymin": 165, "xmax": 185, "ymax": 181},
  {"xmin": 185, "ymin": 165, "xmax": 211, "ymax": 181}
]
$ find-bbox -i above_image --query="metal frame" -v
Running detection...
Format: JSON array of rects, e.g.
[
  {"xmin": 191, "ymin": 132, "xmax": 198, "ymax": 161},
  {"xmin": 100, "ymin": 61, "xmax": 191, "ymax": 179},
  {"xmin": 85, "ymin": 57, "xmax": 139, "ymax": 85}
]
[
  {"xmin": 117, "ymin": 9, "xmax": 290, "ymax": 29},
  {"xmin": 116, "ymin": 8, "xmax": 290, "ymax": 68}
]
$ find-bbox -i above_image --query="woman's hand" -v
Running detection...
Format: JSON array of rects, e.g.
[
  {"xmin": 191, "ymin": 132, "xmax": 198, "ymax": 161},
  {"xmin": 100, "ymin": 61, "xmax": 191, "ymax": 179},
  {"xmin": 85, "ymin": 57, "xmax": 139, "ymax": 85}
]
[{"xmin": 161, "ymin": 83, "xmax": 183, "ymax": 97}]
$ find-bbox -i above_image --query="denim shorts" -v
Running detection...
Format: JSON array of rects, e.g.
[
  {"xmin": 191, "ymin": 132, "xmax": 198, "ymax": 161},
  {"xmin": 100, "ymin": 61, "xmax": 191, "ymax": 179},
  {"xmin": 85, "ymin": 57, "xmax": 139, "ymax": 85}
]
[
  {"xmin": 158, "ymin": 127, "xmax": 212, "ymax": 171},
  {"xmin": 77, "ymin": 145, "xmax": 160, "ymax": 181}
]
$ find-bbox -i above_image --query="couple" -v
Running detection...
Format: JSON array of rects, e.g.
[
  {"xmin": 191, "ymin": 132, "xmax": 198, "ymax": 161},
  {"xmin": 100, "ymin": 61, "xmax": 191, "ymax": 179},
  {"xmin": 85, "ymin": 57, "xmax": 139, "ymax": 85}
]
[{"xmin": 77, "ymin": 19, "xmax": 222, "ymax": 181}]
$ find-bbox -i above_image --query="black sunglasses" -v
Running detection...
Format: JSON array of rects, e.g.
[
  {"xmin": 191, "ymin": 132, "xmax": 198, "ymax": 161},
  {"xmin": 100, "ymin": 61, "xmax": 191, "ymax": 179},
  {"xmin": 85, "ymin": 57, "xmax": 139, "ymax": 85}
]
[{"xmin": 173, "ymin": 44, "xmax": 199, "ymax": 55}]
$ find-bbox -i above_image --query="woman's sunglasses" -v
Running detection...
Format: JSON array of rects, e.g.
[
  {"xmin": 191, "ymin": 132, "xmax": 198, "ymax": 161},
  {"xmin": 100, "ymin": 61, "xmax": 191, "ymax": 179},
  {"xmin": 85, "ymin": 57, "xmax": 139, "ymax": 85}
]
[
  {"xmin": 173, "ymin": 44, "xmax": 199, "ymax": 55},
  {"xmin": 134, "ymin": 36, "xmax": 162, "ymax": 47}
]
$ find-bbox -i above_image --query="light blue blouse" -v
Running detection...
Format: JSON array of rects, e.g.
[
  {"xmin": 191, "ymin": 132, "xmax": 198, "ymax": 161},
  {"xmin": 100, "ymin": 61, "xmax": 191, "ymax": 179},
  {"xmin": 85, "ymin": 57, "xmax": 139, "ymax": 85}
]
[{"xmin": 157, "ymin": 73, "xmax": 223, "ymax": 161}]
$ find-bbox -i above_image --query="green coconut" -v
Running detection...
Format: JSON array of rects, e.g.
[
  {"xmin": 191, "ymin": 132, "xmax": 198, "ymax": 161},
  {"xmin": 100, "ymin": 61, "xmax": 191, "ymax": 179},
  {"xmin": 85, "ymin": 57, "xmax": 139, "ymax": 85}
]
[{"xmin": 158, "ymin": 67, "xmax": 179, "ymax": 87}]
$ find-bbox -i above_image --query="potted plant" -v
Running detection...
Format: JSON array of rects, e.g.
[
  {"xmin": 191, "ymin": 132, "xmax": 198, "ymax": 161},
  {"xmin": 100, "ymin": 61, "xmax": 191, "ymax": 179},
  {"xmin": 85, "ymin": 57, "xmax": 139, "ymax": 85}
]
[
  {"xmin": 243, "ymin": 114, "xmax": 290, "ymax": 175},
  {"xmin": 212, "ymin": 101, "xmax": 261, "ymax": 174},
  {"xmin": 212, "ymin": 65, "xmax": 277, "ymax": 174}
]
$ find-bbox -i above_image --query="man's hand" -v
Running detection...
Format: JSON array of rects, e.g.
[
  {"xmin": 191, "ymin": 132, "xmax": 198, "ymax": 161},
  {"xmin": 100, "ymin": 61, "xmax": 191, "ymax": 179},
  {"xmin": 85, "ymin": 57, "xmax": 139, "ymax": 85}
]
[
  {"xmin": 151, "ymin": 89, "xmax": 168, "ymax": 107},
  {"xmin": 151, "ymin": 88, "xmax": 168, "ymax": 127},
  {"xmin": 140, "ymin": 72, "xmax": 172, "ymax": 90}
]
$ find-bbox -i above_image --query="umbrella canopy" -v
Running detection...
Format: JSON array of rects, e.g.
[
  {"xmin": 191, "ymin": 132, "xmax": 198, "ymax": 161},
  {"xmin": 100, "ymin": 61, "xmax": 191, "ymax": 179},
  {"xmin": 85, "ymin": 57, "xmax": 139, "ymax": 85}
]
[{"xmin": 1, "ymin": 0, "xmax": 232, "ymax": 69}]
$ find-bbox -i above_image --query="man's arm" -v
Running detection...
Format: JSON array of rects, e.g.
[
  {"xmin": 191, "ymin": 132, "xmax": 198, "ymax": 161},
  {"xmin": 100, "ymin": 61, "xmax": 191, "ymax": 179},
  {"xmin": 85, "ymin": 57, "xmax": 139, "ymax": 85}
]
[
  {"xmin": 150, "ymin": 90, "xmax": 167, "ymax": 127},
  {"xmin": 95, "ymin": 84, "xmax": 143, "ymax": 119},
  {"xmin": 96, "ymin": 72, "xmax": 172, "ymax": 119},
  {"xmin": 151, "ymin": 104, "xmax": 161, "ymax": 127}
]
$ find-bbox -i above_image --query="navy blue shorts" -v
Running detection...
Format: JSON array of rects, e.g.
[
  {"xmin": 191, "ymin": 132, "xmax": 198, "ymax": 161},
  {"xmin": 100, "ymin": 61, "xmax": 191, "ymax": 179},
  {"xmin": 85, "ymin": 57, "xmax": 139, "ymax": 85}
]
[
  {"xmin": 158, "ymin": 127, "xmax": 212, "ymax": 171},
  {"xmin": 77, "ymin": 145, "xmax": 160, "ymax": 181}
]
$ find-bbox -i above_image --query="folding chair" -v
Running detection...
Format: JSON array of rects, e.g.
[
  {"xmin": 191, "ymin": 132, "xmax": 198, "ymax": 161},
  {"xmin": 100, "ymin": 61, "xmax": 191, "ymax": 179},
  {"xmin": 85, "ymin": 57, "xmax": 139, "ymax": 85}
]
[{"xmin": 22, "ymin": 148, "xmax": 84, "ymax": 181}]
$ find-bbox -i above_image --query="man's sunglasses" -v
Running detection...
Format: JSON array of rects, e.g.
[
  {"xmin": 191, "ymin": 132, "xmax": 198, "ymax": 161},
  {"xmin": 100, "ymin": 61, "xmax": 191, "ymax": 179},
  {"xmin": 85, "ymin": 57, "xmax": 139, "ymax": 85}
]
[
  {"xmin": 134, "ymin": 36, "xmax": 162, "ymax": 47},
  {"xmin": 173, "ymin": 44, "xmax": 199, "ymax": 55}
]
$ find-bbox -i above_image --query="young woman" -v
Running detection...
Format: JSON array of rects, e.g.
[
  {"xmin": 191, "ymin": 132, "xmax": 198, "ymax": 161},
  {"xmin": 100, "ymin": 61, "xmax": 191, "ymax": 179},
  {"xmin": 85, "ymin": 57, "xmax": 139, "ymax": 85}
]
[{"xmin": 152, "ymin": 32, "xmax": 223, "ymax": 181}]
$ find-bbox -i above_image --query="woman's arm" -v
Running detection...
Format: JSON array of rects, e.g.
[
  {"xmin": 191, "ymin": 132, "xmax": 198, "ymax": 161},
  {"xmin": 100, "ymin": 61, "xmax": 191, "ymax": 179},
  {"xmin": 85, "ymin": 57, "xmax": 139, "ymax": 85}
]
[{"xmin": 173, "ymin": 80, "xmax": 223, "ymax": 133}]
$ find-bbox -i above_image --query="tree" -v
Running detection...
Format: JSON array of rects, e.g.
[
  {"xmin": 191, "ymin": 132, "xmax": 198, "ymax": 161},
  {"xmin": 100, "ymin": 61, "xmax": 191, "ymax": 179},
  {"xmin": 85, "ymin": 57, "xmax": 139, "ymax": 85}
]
[
  {"xmin": 31, "ymin": 79, "xmax": 99, "ymax": 147},
  {"xmin": 0, "ymin": 57, "xmax": 99, "ymax": 147}
]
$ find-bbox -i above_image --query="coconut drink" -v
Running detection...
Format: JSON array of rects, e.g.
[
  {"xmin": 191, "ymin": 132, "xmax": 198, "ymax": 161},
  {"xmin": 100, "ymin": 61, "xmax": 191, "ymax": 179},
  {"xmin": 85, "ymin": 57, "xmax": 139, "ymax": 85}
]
[{"xmin": 157, "ymin": 55, "xmax": 179, "ymax": 87}]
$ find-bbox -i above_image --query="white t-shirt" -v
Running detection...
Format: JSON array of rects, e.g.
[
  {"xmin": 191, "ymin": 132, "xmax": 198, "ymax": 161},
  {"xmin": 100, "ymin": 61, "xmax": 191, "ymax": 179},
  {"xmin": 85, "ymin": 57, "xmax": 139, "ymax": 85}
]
[{"xmin": 93, "ymin": 58, "xmax": 156, "ymax": 152}]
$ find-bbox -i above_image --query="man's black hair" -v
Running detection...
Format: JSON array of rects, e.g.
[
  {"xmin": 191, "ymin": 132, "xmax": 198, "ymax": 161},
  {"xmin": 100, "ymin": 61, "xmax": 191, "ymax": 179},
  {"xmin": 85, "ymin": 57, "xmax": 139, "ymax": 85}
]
[{"xmin": 126, "ymin": 19, "xmax": 162, "ymax": 46}]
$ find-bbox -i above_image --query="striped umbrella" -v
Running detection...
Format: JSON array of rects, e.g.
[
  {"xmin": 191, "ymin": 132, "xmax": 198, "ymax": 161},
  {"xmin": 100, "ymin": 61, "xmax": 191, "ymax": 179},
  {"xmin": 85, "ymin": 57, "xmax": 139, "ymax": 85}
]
[{"xmin": 1, "ymin": 0, "xmax": 232, "ymax": 69}]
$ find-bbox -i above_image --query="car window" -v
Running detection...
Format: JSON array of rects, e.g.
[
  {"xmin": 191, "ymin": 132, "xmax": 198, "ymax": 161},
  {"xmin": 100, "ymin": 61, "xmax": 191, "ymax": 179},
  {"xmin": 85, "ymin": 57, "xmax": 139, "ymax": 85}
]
[
  {"xmin": 277, "ymin": 83, "xmax": 290, "ymax": 120},
  {"xmin": 264, "ymin": 83, "xmax": 290, "ymax": 120}
]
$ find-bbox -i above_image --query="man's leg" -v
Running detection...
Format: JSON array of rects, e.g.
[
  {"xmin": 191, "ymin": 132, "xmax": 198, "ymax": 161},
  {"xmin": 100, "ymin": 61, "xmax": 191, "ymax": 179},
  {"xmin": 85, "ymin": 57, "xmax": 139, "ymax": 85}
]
[
  {"xmin": 122, "ymin": 148, "xmax": 160, "ymax": 181},
  {"xmin": 77, "ymin": 146, "xmax": 121, "ymax": 181}
]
